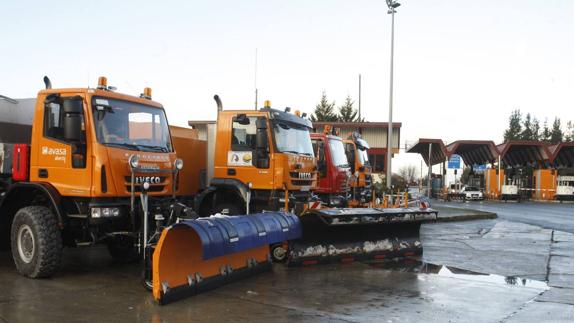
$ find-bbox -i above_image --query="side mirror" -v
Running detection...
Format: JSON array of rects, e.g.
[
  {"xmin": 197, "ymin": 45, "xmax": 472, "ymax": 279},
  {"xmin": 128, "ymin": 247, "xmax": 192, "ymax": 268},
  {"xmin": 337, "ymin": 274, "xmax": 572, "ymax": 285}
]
[
  {"xmin": 255, "ymin": 117, "xmax": 269, "ymax": 168},
  {"xmin": 345, "ymin": 144, "xmax": 355, "ymax": 173},
  {"xmin": 63, "ymin": 96, "xmax": 83, "ymax": 142},
  {"xmin": 235, "ymin": 114, "xmax": 250, "ymax": 125},
  {"xmin": 316, "ymin": 144, "xmax": 326, "ymax": 177},
  {"xmin": 255, "ymin": 118, "xmax": 268, "ymax": 150}
]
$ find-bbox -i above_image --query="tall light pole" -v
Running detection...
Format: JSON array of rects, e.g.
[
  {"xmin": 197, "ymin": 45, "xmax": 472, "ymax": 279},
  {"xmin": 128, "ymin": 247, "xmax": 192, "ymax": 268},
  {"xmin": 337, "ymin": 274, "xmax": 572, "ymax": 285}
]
[{"xmin": 385, "ymin": 0, "xmax": 400, "ymax": 190}]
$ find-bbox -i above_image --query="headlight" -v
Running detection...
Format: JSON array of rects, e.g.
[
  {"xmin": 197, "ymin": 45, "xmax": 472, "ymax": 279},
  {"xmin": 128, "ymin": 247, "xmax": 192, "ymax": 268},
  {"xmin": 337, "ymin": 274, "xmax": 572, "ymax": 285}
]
[
  {"xmin": 129, "ymin": 155, "xmax": 139, "ymax": 169},
  {"xmin": 91, "ymin": 207, "xmax": 121, "ymax": 218},
  {"xmin": 175, "ymin": 158, "xmax": 184, "ymax": 170},
  {"xmin": 329, "ymin": 196, "xmax": 343, "ymax": 207}
]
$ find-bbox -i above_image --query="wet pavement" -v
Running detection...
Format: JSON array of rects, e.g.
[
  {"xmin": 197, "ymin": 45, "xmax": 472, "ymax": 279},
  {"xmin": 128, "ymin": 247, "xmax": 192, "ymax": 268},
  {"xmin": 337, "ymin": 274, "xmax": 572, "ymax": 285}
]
[
  {"xmin": 0, "ymin": 205, "xmax": 572, "ymax": 322},
  {"xmin": 435, "ymin": 200, "xmax": 574, "ymax": 233}
]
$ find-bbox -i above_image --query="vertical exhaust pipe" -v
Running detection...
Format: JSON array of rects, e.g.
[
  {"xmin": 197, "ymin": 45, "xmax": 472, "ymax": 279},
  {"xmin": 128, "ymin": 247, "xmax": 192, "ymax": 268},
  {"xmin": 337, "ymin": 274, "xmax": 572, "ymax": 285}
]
[
  {"xmin": 214, "ymin": 95, "xmax": 223, "ymax": 112},
  {"xmin": 43, "ymin": 76, "xmax": 52, "ymax": 89}
]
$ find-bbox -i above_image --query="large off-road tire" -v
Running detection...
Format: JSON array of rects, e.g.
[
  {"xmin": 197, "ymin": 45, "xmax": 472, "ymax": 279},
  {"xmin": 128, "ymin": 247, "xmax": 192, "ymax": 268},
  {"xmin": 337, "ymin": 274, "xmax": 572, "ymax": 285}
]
[
  {"xmin": 211, "ymin": 203, "xmax": 244, "ymax": 216},
  {"xmin": 10, "ymin": 206, "xmax": 62, "ymax": 278},
  {"xmin": 107, "ymin": 236, "xmax": 139, "ymax": 263}
]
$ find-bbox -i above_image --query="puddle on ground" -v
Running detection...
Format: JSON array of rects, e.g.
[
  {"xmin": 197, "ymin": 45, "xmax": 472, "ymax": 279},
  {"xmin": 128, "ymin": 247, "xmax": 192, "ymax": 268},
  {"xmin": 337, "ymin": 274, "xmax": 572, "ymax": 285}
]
[{"xmin": 367, "ymin": 258, "xmax": 549, "ymax": 290}]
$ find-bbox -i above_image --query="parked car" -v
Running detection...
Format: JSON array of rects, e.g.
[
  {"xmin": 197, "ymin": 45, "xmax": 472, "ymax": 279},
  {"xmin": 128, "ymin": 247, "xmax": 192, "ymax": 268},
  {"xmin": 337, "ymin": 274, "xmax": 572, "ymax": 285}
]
[{"xmin": 461, "ymin": 186, "xmax": 484, "ymax": 201}]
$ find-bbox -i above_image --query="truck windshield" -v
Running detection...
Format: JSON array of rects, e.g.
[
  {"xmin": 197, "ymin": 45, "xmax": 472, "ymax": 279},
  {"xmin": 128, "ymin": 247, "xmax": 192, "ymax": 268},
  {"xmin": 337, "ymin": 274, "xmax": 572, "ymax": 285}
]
[
  {"xmin": 329, "ymin": 138, "xmax": 349, "ymax": 168},
  {"xmin": 272, "ymin": 122, "xmax": 314, "ymax": 156},
  {"xmin": 92, "ymin": 97, "xmax": 172, "ymax": 152}
]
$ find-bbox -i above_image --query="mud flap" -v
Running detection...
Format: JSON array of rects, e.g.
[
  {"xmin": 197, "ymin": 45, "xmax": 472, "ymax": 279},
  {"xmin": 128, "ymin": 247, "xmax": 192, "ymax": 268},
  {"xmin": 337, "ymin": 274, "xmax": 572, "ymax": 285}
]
[
  {"xmin": 288, "ymin": 207, "xmax": 438, "ymax": 266},
  {"xmin": 152, "ymin": 212, "xmax": 301, "ymax": 304}
]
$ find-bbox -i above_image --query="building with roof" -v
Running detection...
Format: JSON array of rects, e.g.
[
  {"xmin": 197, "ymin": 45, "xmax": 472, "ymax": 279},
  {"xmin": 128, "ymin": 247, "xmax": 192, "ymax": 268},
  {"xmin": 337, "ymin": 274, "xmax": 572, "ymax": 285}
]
[{"xmin": 312, "ymin": 122, "xmax": 401, "ymax": 173}]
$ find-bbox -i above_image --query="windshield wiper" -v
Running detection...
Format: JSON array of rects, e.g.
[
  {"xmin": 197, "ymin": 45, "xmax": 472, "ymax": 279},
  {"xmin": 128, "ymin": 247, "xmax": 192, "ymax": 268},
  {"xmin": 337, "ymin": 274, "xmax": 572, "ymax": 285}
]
[
  {"xmin": 136, "ymin": 144, "xmax": 169, "ymax": 152},
  {"xmin": 282, "ymin": 150, "xmax": 312, "ymax": 156},
  {"xmin": 104, "ymin": 142, "xmax": 139, "ymax": 151}
]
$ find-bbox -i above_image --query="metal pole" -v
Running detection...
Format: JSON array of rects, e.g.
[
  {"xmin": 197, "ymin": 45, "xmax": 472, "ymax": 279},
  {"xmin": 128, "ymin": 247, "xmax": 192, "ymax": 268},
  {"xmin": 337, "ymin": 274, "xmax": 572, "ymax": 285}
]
[
  {"xmin": 358, "ymin": 74, "xmax": 362, "ymax": 121},
  {"xmin": 427, "ymin": 143, "xmax": 432, "ymax": 197},
  {"xmin": 385, "ymin": 7, "xmax": 396, "ymax": 189},
  {"xmin": 498, "ymin": 155, "xmax": 502, "ymax": 194},
  {"xmin": 254, "ymin": 48, "xmax": 258, "ymax": 110}
]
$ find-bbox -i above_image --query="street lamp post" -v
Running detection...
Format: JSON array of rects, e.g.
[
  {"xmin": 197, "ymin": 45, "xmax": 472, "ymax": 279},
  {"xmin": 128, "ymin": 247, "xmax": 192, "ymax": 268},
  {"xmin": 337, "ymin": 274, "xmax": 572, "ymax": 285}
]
[
  {"xmin": 385, "ymin": 0, "xmax": 400, "ymax": 190},
  {"xmin": 386, "ymin": 0, "xmax": 401, "ymax": 189}
]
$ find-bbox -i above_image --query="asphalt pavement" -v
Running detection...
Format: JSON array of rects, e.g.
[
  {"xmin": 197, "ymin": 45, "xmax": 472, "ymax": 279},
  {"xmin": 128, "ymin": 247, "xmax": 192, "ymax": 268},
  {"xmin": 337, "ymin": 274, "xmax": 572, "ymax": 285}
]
[
  {"xmin": 0, "ymin": 203, "xmax": 572, "ymax": 322},
  {"xmin": 435, "ymin": 200, "xmax": 574, "ymax": 233}
]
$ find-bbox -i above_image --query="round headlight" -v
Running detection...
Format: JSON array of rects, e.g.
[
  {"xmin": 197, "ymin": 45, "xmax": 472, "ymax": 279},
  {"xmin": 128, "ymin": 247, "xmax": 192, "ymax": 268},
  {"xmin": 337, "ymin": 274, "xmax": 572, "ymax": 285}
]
[
  {"xmin": 129, "ymin": 155, "xmax": 139, "ymax": 169},
  {"xmin": 175, "ymin": 158, "xmax": 184, "ymax": 170}
]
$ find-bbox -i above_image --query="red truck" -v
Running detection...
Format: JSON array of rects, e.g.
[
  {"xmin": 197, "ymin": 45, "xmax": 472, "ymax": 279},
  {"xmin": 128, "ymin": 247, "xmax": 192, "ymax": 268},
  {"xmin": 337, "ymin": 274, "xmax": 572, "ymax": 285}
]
[{"xmin": 310, "ymin": 131, "xmax": 351, "ymax": 207}]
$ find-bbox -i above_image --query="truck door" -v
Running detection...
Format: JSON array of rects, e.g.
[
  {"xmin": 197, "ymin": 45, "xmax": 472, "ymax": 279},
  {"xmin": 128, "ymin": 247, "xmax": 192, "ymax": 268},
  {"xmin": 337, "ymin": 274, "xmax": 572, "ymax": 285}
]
[
  {"xmin": 32, "ymin": 95, "xmax": 92, "ymax": 196},
  {"xmin": 228, "ymin": 115, "xmax": 272, "ymax": 189}
]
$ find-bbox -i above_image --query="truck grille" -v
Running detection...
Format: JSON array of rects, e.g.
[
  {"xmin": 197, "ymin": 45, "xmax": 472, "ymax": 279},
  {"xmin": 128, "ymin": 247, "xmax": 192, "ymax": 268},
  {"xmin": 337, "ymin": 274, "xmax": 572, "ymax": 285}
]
[
  {"xmin": 124, "ymin": 176, "xmax": 167, "ymax": 192},
  {"xmin": 290, "ymin": 172, "xmax": 314, "ymax": 186}
]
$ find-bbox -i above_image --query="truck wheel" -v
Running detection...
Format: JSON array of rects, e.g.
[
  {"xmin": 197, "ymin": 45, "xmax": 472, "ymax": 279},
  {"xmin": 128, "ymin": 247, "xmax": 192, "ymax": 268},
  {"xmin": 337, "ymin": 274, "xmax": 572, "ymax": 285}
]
[
  {"xmin": 211, "ymin": 203, "xmax": 244, "ymax": 216},
  {"xmin": 270, "ymin": 243, "xmax": 287, "ymax": 263},
  {"xmin": 107, "ymin": 236, "xmax": 139, "ymax": 263},
  {"xmin": 10, "ymin": 206, "xmax": 62, "ymax": 278}
]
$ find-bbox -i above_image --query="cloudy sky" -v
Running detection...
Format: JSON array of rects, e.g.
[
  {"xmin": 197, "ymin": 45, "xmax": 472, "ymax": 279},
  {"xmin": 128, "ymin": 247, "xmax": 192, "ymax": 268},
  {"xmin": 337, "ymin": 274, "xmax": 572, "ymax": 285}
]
[{"xmin": 2, "ymin": 0, "xmax": 573, "ymax": 173}]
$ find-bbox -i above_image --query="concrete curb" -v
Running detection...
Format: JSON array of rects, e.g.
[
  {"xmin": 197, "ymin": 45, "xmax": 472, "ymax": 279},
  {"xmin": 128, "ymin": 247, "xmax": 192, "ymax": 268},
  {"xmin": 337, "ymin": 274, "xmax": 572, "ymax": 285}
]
[
  {"xmin": 436, "ymin": 212, "xmax": 498, "ymax": 223},
  {"xmin": 432, "ymin": 206, "xmax": 498, "ymax": 223}
]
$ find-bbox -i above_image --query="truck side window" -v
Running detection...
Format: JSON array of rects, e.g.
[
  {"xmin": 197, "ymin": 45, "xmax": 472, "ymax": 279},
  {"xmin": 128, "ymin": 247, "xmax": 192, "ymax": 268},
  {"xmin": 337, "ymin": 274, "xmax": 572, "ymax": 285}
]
[
  {"xmin": 231, "ymin": 116, "xmax": 257, "ymax": 151},
  {"xmin": 44, "ymin": 102, "xmax": 64, "ymax": 140},
  {"xmin": 43, "ymin": 97, "xmax": 87, "ymax": 168}
]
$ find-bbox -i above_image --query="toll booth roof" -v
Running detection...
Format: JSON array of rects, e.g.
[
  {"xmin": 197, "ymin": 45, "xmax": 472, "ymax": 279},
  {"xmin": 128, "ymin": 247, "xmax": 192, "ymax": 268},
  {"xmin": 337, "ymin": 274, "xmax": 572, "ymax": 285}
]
[
  {"xmin": 407, "ymin": 138, "xmax": 448, "ymax": 166},
  {"xmin": 446, "ymin": 140, "xmax": 499, "ymax": 166},
  {"xmin": 549, "ymin": 142, "xmax": 574, "ymax": 168},
  {"xmin": 497, "ymin": 141, "xmax": 552, "ymax": 168}
]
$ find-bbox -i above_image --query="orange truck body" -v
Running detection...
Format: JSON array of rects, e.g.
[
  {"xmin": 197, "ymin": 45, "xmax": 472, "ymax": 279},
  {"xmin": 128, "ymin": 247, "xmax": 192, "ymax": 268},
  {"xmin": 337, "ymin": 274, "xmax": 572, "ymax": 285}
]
[
  {"xmin": 0, "ymin": 77, "xmax": 182, "ymax": 278},
  {"xmin": 188, "ymin": 105, "xmax": 317, "ymax": 216}
]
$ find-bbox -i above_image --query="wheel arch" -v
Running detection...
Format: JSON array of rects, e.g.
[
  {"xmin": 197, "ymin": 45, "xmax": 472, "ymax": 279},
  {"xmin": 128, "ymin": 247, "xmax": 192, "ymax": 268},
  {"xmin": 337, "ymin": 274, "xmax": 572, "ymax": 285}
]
[
  {"xmin": 195, "ymin": 178, "xmax": 248, "ymax": 216},
  {"xmin": 0, "ymin": 182, "xmax": 65, "ymax": 226}
]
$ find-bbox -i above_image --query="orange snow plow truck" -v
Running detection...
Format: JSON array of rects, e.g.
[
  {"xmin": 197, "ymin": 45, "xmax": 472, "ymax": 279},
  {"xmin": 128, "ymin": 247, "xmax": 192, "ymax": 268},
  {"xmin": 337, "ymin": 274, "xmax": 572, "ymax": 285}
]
[
  {"xmin": 184, "ymin": 98, "xmax": 438, "ymax": 267},
  {"xmin": 0, "ymin": 77, "xmax": 300, "ymax": 305}
]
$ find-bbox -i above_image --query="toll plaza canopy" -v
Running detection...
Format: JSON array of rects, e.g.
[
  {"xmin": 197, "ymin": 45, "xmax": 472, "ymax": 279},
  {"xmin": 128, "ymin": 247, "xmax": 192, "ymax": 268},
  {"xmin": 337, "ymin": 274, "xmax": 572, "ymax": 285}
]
[
  {"xmin": 408, "ymin": 139, "xmax": 571, "ymax": 168},
  {"xmin": 497, "ymin": 141, "xmax": 552, "ymax": 168},
  {"xmin": 446, "ymin": 140, "xmax": 499, "ymax": 166},
  {"xmin": 406, "ymin": 139, "xmax": 448, "ymax": 166},
  {"xmin": 549, "ymin": 142, "xmax": 574, "ymax": 168}
]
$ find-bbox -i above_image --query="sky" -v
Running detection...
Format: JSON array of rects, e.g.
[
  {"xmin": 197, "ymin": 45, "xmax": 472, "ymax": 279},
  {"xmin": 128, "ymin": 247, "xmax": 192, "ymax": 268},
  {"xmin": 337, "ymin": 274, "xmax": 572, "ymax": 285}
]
[{"xmin": 2, "ymin": 0, "xmax": 574, "ymax": 175}]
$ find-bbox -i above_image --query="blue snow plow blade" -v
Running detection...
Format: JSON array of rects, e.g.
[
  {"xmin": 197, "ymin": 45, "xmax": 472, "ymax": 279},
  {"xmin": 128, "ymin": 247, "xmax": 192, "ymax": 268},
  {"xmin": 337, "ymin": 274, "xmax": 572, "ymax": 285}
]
[
  {"xmin": 152, "ymin": 211, "xmax": 301, "ymax": 304},
  {"xmin": 173, "ymin": 212, "xmax": 301, "ymax": 260}
]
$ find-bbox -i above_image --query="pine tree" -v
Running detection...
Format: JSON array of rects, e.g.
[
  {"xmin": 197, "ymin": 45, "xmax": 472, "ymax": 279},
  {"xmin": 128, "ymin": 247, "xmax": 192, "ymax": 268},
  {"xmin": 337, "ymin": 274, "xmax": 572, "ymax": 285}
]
[
  {"xmin": 337, "ymin": 95, "xmax": 359, "ymax": 122},
  {"xmin": 550, "ymin": 117, "xmax": 564, "ymax": 144},
  {"xmin": 541, "ymin": 118, "xmax": 551, "ymax": 142},
  {"xmin": 503, "ymin": 109, "xmax": 522, "ymax": 142},
  {"xmin": 532, "ymin": 117, "xmax": 540, "ymax": 141},
  {"xmin": 520, "ymin": 113, "xmax": 533, "ymax": 140},
  {"xmin": 566, "ymin": 121, "xmax": 574, "ymax": 142},
  {"xmin": 310, "ymin": 91, "xmax": 338, "ymax": 122}
]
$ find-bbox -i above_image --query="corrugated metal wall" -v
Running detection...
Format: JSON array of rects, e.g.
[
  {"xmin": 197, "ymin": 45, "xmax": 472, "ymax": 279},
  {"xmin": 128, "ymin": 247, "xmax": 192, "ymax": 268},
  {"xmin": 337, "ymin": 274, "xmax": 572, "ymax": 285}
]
[{"xmin": 315, "ymin": 125, "xmax": 400, "ymax": 149}]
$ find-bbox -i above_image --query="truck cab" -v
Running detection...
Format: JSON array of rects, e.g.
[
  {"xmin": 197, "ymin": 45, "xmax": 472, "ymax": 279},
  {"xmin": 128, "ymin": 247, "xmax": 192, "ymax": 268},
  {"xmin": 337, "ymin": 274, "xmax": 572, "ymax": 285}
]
[
  {"xmin": 0, "ymin": 77, "xmax": 183, "ymax": 278},
  {"xmin": 344, "ymin": 132, "xmax": 372, "ymax": 206},
  {"xmin": 195, "ymin": 100, "xmax": 316, "ymax": 216},
  {"xmin": 310, "ymin": 131, "xmax": 351, "ymax": 207}
]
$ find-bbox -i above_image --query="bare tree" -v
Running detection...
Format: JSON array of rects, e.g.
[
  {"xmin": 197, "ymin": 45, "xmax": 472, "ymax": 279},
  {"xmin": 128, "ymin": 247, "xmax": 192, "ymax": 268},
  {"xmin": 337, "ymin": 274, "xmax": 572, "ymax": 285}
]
[{"xmin": 398, "ymin": 165, "xmax": 417, "ymax": 184}]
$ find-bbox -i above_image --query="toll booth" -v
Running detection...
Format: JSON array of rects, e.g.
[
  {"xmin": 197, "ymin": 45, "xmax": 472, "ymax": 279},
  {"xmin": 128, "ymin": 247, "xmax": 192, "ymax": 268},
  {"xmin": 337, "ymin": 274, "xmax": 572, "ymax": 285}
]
[
  {"xmin": 485, "ymin": 168, "xmax": 504, "ymax": 199},
  {"xmin": 549, "ymin": 142, "xmax": 574, "ymax": 201},
  {"xmin": 446, "ymin": 140, "xmax": 499, "ymax": 192},
  {"xmin": 497, "ymin": 141, "xmax": 552, "ymax": 201}
]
